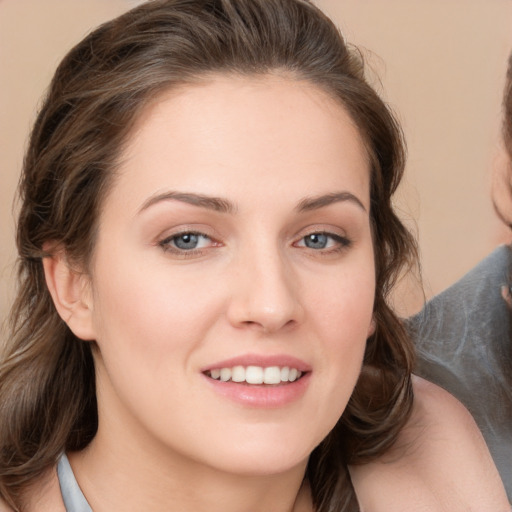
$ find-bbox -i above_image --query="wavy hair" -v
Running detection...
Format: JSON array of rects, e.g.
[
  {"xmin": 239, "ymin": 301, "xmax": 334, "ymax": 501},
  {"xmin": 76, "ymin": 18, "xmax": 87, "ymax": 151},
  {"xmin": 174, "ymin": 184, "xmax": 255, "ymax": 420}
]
[{"xmin": 0, "ymin": 1, "xmax": 417, "ymax": 510}]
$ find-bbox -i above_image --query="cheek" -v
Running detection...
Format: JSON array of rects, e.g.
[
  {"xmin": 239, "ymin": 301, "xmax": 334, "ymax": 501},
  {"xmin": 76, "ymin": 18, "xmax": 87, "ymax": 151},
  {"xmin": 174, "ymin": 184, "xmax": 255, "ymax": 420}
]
[
  {"xmin": 314, "ymin": 263, "xmax": 375, "ymax": 335},
  {"xmin": 90, "ymin": 253, "xmax": 224, "ymax": 357},
  {"xmin": 88, "ymin": 258, "xmax": 225, "ymax": 424},
  {"xmin": 308, "ymin": 262, "xmax": 375, "ymax": 396}
]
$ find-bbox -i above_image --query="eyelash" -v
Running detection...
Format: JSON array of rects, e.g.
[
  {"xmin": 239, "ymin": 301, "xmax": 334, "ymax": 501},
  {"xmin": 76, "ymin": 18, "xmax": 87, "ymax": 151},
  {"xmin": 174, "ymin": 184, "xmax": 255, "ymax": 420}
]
[
  {"xmin": 293, "ymin": 232, "xmax": 352, "ymax": 254},
  {"xmin": 158, "ymin": 231, "xmax": 218, "ymax": 257},
  {"xmin": 158, "ymin": 229, "xmax": 351, "ymax": 258}
]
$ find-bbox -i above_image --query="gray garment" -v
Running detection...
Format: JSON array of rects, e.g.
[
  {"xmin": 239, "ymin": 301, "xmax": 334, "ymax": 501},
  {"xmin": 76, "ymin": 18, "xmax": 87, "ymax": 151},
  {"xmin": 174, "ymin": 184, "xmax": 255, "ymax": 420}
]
[
  {"xmin": 57, "ymin": 454, "xmax": 92, "ymax": 512},
  {"xmin": 409, "ymin": 245, "xmax": 512, "ymax": 499}
]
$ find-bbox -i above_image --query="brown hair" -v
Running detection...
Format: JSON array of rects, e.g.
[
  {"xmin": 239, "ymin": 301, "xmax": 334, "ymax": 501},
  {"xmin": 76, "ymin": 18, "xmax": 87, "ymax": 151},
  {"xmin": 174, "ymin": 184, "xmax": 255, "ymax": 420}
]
[{"xmin": 0, "ymin": 0, "xmax": 416, "ymax": 510}]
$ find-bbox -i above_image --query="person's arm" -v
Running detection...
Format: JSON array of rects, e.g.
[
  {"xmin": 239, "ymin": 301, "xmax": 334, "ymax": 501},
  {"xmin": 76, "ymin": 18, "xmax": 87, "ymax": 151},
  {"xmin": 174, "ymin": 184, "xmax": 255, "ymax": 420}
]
[{"xmin": 350, "ymin": 375, "xmax": 511, "ymax": 512}]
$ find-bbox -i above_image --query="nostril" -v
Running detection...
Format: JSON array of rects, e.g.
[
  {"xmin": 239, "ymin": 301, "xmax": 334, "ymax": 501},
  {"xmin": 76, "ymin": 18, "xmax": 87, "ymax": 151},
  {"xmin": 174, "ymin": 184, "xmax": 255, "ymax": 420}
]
[{"xmin": 239, "ymin": 318, "xmax": 298, "ymax": 334}]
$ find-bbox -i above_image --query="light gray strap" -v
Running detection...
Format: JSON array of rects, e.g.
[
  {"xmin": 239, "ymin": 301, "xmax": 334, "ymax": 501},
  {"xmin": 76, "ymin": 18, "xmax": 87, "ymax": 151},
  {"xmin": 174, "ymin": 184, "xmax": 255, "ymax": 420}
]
[{"xmin": 57, "ymin": 454, "xmax": 93, "ymax": 512}]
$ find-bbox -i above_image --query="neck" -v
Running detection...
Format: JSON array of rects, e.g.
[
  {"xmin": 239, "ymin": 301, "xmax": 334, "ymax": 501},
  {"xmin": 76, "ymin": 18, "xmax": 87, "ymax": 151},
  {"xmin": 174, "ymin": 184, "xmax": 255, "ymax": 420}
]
[{"xmin": 69, "ymin": 428, "xmax": 311, "ymax": 512}]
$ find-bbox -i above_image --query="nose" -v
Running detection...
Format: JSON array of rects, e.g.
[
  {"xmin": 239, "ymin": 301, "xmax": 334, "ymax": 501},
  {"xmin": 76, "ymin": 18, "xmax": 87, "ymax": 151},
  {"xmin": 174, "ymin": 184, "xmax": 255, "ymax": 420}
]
[{"xmin": 227, "ymin": 245, "xmax": 304, "ymax": 333}]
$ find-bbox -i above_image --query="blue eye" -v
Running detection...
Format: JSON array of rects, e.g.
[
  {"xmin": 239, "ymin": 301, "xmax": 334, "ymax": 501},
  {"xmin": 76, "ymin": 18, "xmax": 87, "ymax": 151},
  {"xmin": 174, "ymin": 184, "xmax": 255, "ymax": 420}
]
[
  {"xmin": 297, "ymin": 232, "xmax": 350, "ymax": 252},
  {"xmin": 160, "ymin": 232, "xmax": 213, "ymax": 252},
  {"xmin": 173, "ymin": 233, "xmax": 200, "ymax": 250},
  {"xmin": 304, "ymin": 233, "xmax": 329, "ymax": 249}
]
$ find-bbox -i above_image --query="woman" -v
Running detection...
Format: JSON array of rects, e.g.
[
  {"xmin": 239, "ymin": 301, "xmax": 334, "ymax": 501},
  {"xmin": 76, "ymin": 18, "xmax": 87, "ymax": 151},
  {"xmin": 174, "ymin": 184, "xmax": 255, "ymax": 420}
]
[
  {"xmin": 0, "ymin": 0, "xmax": 507, "ymax": 510},
  {"xmin": 410, "ymin": 52, "xmax": 512, "ymax": 499}
]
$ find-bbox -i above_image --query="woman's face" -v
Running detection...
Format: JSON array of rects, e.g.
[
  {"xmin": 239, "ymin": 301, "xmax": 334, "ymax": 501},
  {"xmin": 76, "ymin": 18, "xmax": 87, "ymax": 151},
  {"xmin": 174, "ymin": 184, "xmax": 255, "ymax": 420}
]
[{"xmin": 84, "ymin": 75, "xmax": 375, "ymax": 476}]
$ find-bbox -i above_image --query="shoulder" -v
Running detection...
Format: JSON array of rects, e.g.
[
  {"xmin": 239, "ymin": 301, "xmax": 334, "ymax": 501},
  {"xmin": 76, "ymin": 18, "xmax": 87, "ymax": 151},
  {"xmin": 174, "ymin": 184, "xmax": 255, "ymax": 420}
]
[
  {"xmin": 350, "ymin": 376, "xmax": 510, "ymax": 512},
  {"xmin": 403, "ymin": 376, "xmax": 502, "ymax": 470}
]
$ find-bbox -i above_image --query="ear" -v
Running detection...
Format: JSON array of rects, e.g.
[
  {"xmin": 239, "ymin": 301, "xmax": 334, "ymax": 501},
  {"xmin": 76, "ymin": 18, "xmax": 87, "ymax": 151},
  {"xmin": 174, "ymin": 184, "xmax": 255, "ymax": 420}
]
[{"xmin": 42, "ymin": 247, "xmax": 96, "ymax": 341}]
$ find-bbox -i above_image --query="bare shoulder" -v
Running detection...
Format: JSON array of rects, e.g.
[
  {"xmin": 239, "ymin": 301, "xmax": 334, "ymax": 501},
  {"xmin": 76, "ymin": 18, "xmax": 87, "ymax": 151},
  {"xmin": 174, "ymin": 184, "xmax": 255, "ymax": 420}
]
[{"xmin": 350, "ymin": 376, "xmax": 510, "ymax": 512}]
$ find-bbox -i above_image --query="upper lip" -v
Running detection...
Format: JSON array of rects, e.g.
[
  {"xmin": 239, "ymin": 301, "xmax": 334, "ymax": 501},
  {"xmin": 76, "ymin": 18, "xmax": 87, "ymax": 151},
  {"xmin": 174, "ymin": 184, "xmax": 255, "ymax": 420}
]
[{"xmin": 201, "ymin": 353, "xmax": 311, "ymax": 373}]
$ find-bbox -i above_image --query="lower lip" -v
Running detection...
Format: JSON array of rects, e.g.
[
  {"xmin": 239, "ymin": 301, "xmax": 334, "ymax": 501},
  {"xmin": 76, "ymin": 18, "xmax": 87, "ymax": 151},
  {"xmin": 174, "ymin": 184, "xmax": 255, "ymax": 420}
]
[{"xmin": 203, "ymin": 373, "xmax": 311, "ymax": 408}]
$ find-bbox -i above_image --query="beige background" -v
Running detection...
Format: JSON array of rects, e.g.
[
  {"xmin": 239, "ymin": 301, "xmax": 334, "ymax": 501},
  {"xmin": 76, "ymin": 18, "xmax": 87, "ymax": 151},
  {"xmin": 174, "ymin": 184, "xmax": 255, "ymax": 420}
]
[{"xmin": 1, "ymin": 0, "xmax": 512, "ymax": 337}]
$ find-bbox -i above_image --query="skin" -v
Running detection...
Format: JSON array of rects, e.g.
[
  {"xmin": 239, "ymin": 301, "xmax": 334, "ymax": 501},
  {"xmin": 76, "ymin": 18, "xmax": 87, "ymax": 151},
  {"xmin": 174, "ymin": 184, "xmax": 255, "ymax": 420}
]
[
  {"xmin": 42, "ymin": 75, "xmax": 376, "ymax": 512},
  {"xmin": 8, "ymin": 75, "xmax": 508, "ymax": 512},
  {"xmin": 351, "ymin": 376, "xmax": 511, "ymax": 512}
]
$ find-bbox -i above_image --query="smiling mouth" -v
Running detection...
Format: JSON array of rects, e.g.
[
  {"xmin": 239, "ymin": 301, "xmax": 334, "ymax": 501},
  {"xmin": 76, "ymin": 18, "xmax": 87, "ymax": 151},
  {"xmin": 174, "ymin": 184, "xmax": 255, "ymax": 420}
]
[{"xmin": 204, "ymin": 365, "xmax": 304, "ymax": 385}]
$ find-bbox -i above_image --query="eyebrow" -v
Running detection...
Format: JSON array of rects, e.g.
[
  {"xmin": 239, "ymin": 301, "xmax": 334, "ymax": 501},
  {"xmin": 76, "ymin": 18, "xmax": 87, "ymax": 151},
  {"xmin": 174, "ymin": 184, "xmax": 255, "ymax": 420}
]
[
  {"xmin": 296, "ymin": 192, "xmax": 367, "ymax": 213},
  {"xmin": 138, "ymin": 190, "xmax": 366, "ymax": 215},
  {"xmin": 138, "ymin": 191, "xmax": 236, "ymax": 214}
]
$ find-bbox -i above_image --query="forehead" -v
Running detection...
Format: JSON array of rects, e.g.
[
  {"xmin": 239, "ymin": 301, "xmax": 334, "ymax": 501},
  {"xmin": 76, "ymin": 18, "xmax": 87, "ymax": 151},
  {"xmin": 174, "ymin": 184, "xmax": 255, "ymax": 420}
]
[{"xmin": 110, "ymin": 74, "xmax": 371, "ymax": 210}]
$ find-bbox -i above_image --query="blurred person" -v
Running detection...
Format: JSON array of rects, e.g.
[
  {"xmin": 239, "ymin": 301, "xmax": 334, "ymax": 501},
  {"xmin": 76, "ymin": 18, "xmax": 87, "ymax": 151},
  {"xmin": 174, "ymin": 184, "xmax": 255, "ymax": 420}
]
[{"xmin": 410, "ymin": 51, "xmax": 512, "ymax": 499}]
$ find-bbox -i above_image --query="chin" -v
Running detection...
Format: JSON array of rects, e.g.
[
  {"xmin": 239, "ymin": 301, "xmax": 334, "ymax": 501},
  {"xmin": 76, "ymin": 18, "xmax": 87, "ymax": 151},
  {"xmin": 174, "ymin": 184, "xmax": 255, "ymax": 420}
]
[
  {"xmin": 215, "ymin": 453, "xmax": 310, "ymax": 477},
  {"xmin": 199, "ymin": 434, "xmax": 315, "ymax": 477}
]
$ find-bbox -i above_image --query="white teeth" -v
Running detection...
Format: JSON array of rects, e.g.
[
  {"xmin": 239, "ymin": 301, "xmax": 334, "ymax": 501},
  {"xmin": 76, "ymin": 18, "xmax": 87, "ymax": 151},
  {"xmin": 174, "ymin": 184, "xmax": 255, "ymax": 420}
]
[
  {"xmin": 220, "ymin": 368, "xmax": 231, "ymax": 382},
  {"xmin": 263, "ymin": 366, "xmax": 281, "ymax": 384},
  {"xmin": 207, "ymin": 365, "xmax": 304, "ymax": 384},
  {"xmin": 231, "ymin": 366, "xmax": 245, "ymax": 382},
  {"xmin": 246, "ymin": 366, "xmax": 264, "ymax": 384}
]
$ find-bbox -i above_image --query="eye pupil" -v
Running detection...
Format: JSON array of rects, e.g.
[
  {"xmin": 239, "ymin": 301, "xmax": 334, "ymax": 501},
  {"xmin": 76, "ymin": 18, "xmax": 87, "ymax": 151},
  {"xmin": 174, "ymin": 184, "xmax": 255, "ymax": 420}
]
[
  {"xmin": 305, "ymin": 233, "xmax": 328, "ymax": 249},
  {"xmin": 174, "ymin": 233, "xmax": 199, "ymax": 250}
]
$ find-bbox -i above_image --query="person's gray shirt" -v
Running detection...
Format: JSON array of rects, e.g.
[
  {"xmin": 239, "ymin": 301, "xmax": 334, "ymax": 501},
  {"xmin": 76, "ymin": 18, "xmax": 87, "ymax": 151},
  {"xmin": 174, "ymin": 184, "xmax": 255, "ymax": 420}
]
[{"xmin": 409, "ymin": 245, "xmax": 512, "ymax": 498}]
